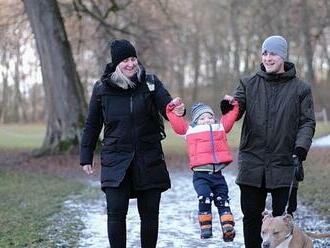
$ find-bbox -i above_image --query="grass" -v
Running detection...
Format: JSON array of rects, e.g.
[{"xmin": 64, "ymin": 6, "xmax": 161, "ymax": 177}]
[
  {"xmin": 314, "ymin": 122, "xmax": 330, "ymax": 138},
  {"xmin": 0, "ymin": 121, "xmax": 329, "ymax": 247},
  {"xmin": 0, "ymin": 121, "xmax": 329, "ymax": 151},
  {"xmin": 0, "ymin": 169, "xmax": 85, "ymax": 247},
  {"xmin": 299, "ymin": 149, "xmax": 330, "ymax": 217},
  {"xmin": 0, "ymin": 123, "xmax": 45, "ymax": 149}
]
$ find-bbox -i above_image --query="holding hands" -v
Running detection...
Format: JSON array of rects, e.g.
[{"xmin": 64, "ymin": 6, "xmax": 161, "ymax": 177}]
[
  {"xmin": 220, "ymin": 95, "xmax": 235, "ymax": 115},
  {"xmin": 169, "ymin": 97, "xmax": 185, "ymax": 116}
]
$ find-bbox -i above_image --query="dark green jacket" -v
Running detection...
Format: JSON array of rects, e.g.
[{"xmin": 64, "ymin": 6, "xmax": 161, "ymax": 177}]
[{"xmin": 234, "ymin": 62, "xmax": 315, "ymax": 189}]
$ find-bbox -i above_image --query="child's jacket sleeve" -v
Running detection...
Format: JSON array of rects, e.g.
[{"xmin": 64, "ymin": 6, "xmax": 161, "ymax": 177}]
[
  {"xmin": 166, "ymin": 103, "xmax": 189, "ymax": 135},
  {"xmin": 220, "ymin": 100, "xmax": 239, "ymax": 133}
]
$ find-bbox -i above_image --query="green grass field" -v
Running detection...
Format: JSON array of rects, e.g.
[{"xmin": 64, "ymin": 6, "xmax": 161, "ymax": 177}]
[
  {"xmin": 0, "ymin": 123, "xmax": 45, "ymax": 149},
  {"xmin": 0, "ymin": 121, "xmax": 329, "ymax": 151},
  {"xmin": 0, "ymin": 170, "xmax": 84, "ymax": 247},
  {"xmin": 0, "ymin": 121, "xmax": 329, "ymax": 248}
]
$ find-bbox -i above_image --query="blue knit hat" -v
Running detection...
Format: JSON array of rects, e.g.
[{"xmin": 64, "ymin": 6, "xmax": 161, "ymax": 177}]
[
  {"xmin": 191, "ymin": 103, "xmax": 214, "ymax": 123},
  {"xmin": 262, "ymin": 35, "xmax": 287, "ymax": 60},
  {"xmin": 110, "ymin": 39, "xmax": 137, "ymax": 68}
]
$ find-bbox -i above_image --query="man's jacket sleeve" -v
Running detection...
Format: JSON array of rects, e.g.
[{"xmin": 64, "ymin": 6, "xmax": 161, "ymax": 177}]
[
  {"xmin": 234, "ymin": 79, "xmax": 246, "ymax": 121},
  {"xmin": 295, "ymin": 85, "xmax": 316, "ymax": 152}
]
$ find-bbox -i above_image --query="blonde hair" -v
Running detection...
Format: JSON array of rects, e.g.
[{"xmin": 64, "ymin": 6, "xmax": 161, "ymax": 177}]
[{"xmin": 111, "ymin": 65, "xmax": 142, "ymax": 89}]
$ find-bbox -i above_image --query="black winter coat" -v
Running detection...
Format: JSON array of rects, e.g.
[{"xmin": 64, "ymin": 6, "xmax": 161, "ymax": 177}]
[
  {"xmin": 234, "ymin": 62, "xmax": 315, "ymax": 189},
  {"xmin": 80, "ymin": 63, "xmax": 172, "ymax": 193}
]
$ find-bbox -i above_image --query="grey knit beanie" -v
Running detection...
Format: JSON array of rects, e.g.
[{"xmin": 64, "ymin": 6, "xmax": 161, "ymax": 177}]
[
  {"xmin": 261, "ymin": 35, "xmax": 288, "ymax": 60},
  {"xmin": 191, "ymin": 103, "xmax": 214, "ymax": 123}
]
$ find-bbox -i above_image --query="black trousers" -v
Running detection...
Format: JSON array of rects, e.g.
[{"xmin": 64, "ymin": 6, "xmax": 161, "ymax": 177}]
[
  {"xmin": 240, "ymin": 184, "xmax": 297, "ymax": 248},
  {"xmin": 104, "ymin": 173, "xmax": 161, "ymax": 248}
]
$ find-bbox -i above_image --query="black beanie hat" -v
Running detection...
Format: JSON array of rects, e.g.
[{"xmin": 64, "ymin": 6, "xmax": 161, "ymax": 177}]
[{"xmin": 110, "ymin": 39, "xmax": 137, "ymax": 68}]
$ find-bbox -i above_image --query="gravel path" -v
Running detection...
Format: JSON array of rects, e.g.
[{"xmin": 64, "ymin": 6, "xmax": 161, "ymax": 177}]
[{"xmin": 73, "ymin": 169, "xmax": 330, "ymax": 248}]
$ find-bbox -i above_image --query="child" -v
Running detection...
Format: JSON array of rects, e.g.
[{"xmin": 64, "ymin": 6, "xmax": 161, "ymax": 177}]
[{"xmin": 166, "ymin": 96, "xmax": 239, "ymax": 242}]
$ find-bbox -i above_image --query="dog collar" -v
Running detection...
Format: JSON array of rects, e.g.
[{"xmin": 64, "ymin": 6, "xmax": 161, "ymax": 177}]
[
  {"xmin": 284, "ymin": 226, "xmax": 294, "ymax": 240},
  {"xmin": 277, "ymin": 235, "xmax": 292, "ymax": 248}
]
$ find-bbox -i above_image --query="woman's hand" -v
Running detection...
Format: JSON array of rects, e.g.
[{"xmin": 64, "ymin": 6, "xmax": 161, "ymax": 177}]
[
  {"xmin": 82, "ymin": 164, "xmax": 94, "ymax": 175},
  {"xmin": 172, "ymin": 97, "xmax": 185, "ymax": 116}
]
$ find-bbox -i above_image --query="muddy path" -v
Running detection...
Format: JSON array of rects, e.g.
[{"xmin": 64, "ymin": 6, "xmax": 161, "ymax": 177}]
[{"xmin": 72, "ymin": 169, "xmax": 330, "ymax": 248}]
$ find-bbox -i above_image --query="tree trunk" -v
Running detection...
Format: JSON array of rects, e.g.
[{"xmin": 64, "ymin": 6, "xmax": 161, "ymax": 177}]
[
  {"xmin": 230, "ymin": 0, "xmax": 241, "ymax": 81},
  {"xmin": 23, "ymin": 0, "xmax": 87, "ymax": 155},
  {"xmin": 0, "ymin": 44, "xmax": 10, "ymax": 124},
  {"xmin": 191, "ymin": 36, "xmax": 200, "ymax": 103},
  {"xmin": 13, "ymin": 36, "xmax": 27, "ymax": 123},
  {"xmin": 300, "ymin": 0, "xmax": 315, "ymax": 84}
]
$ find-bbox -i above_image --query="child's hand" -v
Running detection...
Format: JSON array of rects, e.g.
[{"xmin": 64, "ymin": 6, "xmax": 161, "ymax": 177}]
[
  {"xmin": 170, "ymin": 97, "xmax": 185, "ymax": 116},
  {"xmin": 169, "ymin": 97, "xmax": 182, "ymax": 108},
  {"xmin": 220, "ymin": 95, "xmax": 234, "ymax": 115}
]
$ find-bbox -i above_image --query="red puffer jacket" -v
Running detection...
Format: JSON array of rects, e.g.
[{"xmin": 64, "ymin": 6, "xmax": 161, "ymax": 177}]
[{"xmin": 166, "ymin": 101, "xmax": 239, "ymax": 169}]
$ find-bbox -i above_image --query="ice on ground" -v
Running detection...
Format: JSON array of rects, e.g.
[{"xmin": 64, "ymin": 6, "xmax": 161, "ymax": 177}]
[{"xmin": 75, "ymin": 170, "xmax": 330, "ymax": 248}]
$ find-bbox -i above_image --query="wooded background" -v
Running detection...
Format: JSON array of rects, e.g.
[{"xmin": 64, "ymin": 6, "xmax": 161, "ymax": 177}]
[{"xmin": 0, "ymin": 0, "xmax": 329, "ymax": 154}]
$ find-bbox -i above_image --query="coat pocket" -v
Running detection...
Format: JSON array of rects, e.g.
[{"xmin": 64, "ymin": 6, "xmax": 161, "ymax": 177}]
[{"xmin": 100, "ymin": 138, "xmax": 118, "ymax": 166}]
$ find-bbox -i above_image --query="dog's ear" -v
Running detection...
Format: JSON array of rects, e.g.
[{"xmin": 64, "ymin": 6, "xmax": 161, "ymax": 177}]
[
  {"xmin": 282, "ymin": 214, "xmax": 294, "ymax": 227},
  {"xmin": 282, "ymin": 214, "xmax": 295, "ymax": 232},
  {"xmin": 262, "ymin": 210, "xmax": 272, "ymax": 221},
  {"xmin": 282, "ymin": 214, "xmax": 293, "ymax": 222}
]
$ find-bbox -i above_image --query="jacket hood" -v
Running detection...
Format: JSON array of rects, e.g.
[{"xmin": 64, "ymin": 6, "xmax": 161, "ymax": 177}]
[
  {"xmin": 257, "ymin": 62, "xmax": 296, "ymax": 83},
  {"xmin": 100, "ymin": 61, "xmax": 146, "ymax": 88}
]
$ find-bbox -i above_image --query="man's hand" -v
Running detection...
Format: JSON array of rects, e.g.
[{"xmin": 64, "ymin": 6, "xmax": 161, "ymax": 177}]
[
  {"xmin": 220, "ymin": 95, "xmax": 235, "ymax": 115},
  {"xmin": 293, "ymin": 155, "xmax": 304, "ymax": 181},
  {"xmin": 82, "ymin": 164, "xmax": 94, "ymax": 175}
]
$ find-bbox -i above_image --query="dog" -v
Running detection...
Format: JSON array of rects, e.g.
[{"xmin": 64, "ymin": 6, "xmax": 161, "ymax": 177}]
[{"xmin": 261, "ymin": 211, "xmax": 330, "ymax": 248}]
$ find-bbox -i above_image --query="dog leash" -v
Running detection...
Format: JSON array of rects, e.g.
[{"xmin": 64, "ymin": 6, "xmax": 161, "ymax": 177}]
[{"xmin": 283, "ymin": 165, "xmax": 297, "ymax": 215}]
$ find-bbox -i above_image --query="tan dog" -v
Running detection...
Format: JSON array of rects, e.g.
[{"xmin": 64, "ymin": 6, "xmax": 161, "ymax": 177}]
[{"xmin": 261, "ymin": 211, "xmax": 330, "ymax": 248}]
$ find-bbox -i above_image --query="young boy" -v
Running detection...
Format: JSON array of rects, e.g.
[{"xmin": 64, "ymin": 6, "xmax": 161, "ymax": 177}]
[{"xmin": 166, "ymin": 96, "xmax": 238, "ymax": 242}]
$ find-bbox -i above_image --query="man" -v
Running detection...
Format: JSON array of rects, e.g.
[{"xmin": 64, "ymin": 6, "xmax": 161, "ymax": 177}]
[{"xmin": 233, "ymin": 35, "xmax": 315, "ymax": 248}]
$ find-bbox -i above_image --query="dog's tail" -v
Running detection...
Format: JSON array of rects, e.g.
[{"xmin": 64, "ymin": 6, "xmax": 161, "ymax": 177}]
[{"xmin": 305, "ymin": 231, "xmax": 330, "ymax": 239}]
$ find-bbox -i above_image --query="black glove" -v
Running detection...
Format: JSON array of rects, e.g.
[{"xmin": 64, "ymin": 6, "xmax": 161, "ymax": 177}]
[
  {"xmin": 293, "ymin": 147, "xmax": 307, "ymax": 162},
  {"xmin": 220, "ymin": 99, "xmax": 234, "ymax": 115},
  {"xmin": 293, "ymin": 155, "xmax": 304, "ymax": 182}
]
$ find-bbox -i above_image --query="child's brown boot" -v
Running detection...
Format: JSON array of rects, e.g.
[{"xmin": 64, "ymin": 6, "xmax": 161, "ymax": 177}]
[
  {"xmin": 198, "ymin": 212, "xmax": 212, "ymax": 239},
  {"xmin": 220, "ymin": 212, "xmax": 235, "ymax": 242}
]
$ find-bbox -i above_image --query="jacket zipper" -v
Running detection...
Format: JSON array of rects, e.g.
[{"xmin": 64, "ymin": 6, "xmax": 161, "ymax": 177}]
[
  {"xmin": 130, "ymin": 94, "xmax": 137, "ymax": 149},
  {"xmin": 209, "ymin": 124, "xmax": 219, "ymax": 164}
]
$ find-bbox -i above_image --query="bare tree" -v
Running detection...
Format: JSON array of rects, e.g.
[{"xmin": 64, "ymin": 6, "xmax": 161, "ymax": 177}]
[
  {"xmin": 23, "ymin": 0, "xmax": 87, "ymax": 155},
  {"xmin": 300, "ymin": 0, "xmax": 315, "ymax": 84},
  {"xmin": 0, "ymin": 46, "xmax": 10, "ymax": 123}
]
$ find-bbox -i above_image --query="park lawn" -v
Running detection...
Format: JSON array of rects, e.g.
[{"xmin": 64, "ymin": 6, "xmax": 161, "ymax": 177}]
[
  {"xmin": 0, "ymin": 123, "xmax": 45, "ymax": 149},
  {"xmin": 314, "ymin": 122, "xmax": 330, "ymax": 138},
  {"xmin": 0, "ymin": 121, "xmax": 329, "ymax": 151},
  {"xmin": 0, "ymin": 169, "xmax": 85, "ymax": 247},
  {"xmin": 299, "ymin": 149, "xmax": 330, "ymax": 217}
]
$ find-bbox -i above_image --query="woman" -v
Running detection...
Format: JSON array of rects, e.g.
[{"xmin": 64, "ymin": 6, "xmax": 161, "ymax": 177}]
[{"xmin": 80, "ymin": 39, "xmax": 184, "ymax": 248}]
